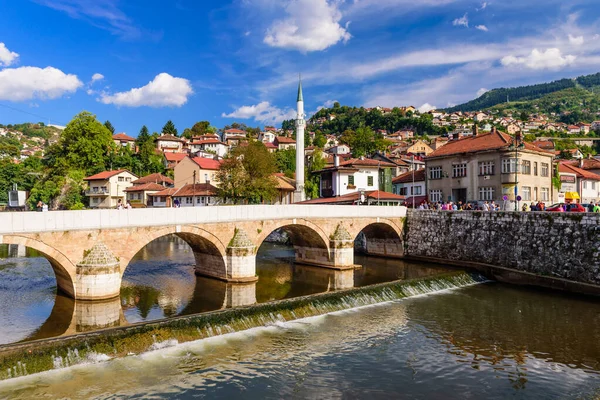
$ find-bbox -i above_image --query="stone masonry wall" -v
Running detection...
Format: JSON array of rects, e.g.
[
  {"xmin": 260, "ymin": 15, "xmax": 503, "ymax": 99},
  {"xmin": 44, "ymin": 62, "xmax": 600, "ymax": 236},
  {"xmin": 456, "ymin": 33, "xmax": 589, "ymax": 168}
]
[{"xmin": 405, "ymin": 210, "xmax": 600, "ymax": 285}]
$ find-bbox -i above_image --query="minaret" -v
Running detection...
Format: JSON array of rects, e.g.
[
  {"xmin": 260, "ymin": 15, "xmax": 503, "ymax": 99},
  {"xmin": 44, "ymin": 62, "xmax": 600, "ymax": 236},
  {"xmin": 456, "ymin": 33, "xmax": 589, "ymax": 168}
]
[{"xmin": 294, "ymin": 76, "xmax": 306, "ymax": 202}]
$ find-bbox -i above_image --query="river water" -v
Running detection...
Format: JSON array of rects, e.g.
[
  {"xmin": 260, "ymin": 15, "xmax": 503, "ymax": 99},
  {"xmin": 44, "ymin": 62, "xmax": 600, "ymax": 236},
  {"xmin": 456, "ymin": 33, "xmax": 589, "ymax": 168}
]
[{"xmin": 0, "ymin": 238, "xmax": 600, "ymax": 398}]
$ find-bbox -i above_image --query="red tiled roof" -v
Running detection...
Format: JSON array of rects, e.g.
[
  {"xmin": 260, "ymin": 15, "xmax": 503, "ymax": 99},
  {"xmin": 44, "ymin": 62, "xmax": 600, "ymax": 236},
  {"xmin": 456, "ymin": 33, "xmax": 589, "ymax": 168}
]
[
  {"xmin": 427, "ymin": 130, "xmax": 552, "ymax": 158},
  {"xmin": 224, "ymin": 128, "xmax": 246, "ymax": 134},
  {"xmin": 299, "ymin": 190, "xmax": 405, "ymax": 204},
  {"xmin": 148, "ymin": 187, "xmax": 179, "ymax": 197},
  {"xmin": 156, "ymin": 134, "xmax": 184, "ymax": 142},
  {"xmin": 173, "ymin": 183, "xmax": 218, "ymax": 197},
  {"xmin": 84, "ymin": 170, "xmax": 134, "ymax": 180},
  {"xmin": 568, "ymin": 158, "xmax": 600, "ymax": 170},
  {"xmin": 532, "ymin": 140, "xmax": 554, "ymax": 150},
  {"xmin": 124, "ymin": 182, "xmax": 165, "ymax": 192},
  {"xmin": 191, "ymin": 139, "xmax": 227, "ymax": 145},
  {"xmin": 275, "ymin": 136, "xmax": 296, "ymax": 144},
  {"xmin": 163, "ymin": 152, "xmax": 187, "ymax": 162},
  {"xmin": 559, "ymin": 162, "xmax": 600, "ymax": 180},
  {"xmin": 392, "ymin": 169, "xmax": 426, "ymax": 184},
  {"xmin": 192, "ymin": 157, "xmax": 222, "ymax": 170},
  {"xmin": 132, "ymin": 173, "xmax": 174, "ymax": 185},
  {"xmin": 340, "ymin": 158, "xmax": 397, "ymax": 168},
  {"xmin": 265, "ymin": 142, "xmax": 278, "ymax": 149},
  {"xmin": 113, "ymin": 133, "xmax": 135, "ymax": 142}
]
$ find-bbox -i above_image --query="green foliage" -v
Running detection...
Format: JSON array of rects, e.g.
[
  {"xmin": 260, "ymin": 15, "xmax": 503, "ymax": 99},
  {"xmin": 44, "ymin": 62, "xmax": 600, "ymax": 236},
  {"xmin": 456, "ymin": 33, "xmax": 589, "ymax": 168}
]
[
  {"xmin": 216, "ymin": 141, "xmax": 278, "ymax": 204},
  {"xmin": 104, "ymin": 120, "xmax": 115, "ymax": 134},
  {"xmin": 305, "ymin": 148, "xmax": 326, "ymax": 199},
  {"xmin": 313, "ymin": 132, "xmax": 326, "ymax": 148},
  {"xmin": 340, "ymin": 126, "xmax": 391, "ymax": 157},
  {"xmin": 162, "ymin": 120, "xmax": 178, "ymax": 136},
  {"xmin": 275, "ymin": 148, "xmax": 296, "ymax": 177},
  {"xmin": 552, "ymin": 164, "xmax": 562, "ymax": 192}
]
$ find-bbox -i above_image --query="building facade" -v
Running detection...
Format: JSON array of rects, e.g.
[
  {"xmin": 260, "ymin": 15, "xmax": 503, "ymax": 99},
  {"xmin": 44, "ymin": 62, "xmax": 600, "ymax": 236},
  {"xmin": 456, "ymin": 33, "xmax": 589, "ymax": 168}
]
[
  {"xmin": 84, "ymin": 170, "xmax": 138, "ymax": 209},
  {"xmin": 174, "ymin": 156, "xmax": 221, "ymax": 187},
  {"xmin": 425, "ymin": 129, "xmax": 554, "ymax": 206}
]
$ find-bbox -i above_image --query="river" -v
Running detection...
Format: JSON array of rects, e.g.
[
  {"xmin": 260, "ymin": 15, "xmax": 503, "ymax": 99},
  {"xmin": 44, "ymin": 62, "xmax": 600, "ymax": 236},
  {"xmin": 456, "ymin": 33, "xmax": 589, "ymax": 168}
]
[{"xmin": 0, "ymin": 238, "xmax": 599, "ymax": 399}]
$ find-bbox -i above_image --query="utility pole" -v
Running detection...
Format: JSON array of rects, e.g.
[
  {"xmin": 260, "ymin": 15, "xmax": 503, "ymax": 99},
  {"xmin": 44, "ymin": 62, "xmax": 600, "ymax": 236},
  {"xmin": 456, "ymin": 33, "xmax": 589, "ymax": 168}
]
[{"xmin": 411, "ymin": 155, "xmax": 415, "ymax": 209}]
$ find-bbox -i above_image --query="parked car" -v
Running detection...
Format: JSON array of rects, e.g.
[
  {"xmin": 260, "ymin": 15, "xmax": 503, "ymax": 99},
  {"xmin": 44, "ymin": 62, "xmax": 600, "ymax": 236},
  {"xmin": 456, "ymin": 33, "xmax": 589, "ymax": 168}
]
[{"xmin": 546, "ymin": 203, "xmax": 586, "ymax": 212}]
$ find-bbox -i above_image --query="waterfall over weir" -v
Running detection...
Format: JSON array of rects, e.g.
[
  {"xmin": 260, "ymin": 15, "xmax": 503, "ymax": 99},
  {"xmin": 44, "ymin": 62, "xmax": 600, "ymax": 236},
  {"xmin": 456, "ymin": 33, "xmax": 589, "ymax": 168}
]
[{"xmin": 0, "ymin": 271, "xmax": 488, "ymax": 381}]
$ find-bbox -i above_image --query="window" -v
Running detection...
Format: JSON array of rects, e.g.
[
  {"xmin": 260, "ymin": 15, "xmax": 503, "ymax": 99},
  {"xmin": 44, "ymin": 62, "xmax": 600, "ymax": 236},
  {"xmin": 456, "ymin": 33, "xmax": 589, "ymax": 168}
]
[
  {"xmin": 522, "ymin": 186, "xmax": 531, "ymax": 201},
  {"xmin": 479, "ymin": 187, "xmax": 495, "ymax": 201},
  {"xmin": 196, "ymin": 196, "xmax": 202, "ymax": 204},
  {"xmin": 159, "ymin": 197, "xmax": 166, "ymax": 203},
  {"xmin": 478, "ymin": 161, "xmax": 495, "ymax": 176},
  {"xmin": 348, "ymin": 175, "xmax": 355, "ymax": 186},
  {"xmin": 101, "ymin": 186, "xmax": 108, "ymax": 193},
  {"xmin": 367, "ymin": 176, "xmax": 374, "ymax": 186},
  {"xmin": 186, "ymin": 197, "xmax": 192, "ymax": 204},
  {"xmin": 204, "ymin": 174, "xmax": 209, "ymax": 182},
  {"xmin": 541, "ymin": 188, "xmax": 550, "ymax": 201},
  {"xmin": 429, "ymin": 166, "xmax": 443, "ymax": 180},
  {"xmin": 207, "ymin": 196, "xmax": 211, "ymax": 204},
  {"xmin": 541, "ymin": 163, "xmax": 549, "ymax": 177},
  {"xmin": 430, "ymin": 190, "xmax": 443, "ymax": 202},
  {"xmin": 411, "ymin": 186, "xmax": 422, "ymax": 195},
  {"xmin": 137, "ymin": 193, "xmax": 142, "ymax": 200},
  {"xmin": 92, "ymin": 198, "xmax": 99, "ymax": 204},
  {"xmin": 584, "ymin": 181, "xmax": 588, "ymax": 189},
  {"xmin": 593, "ymin": 182, "xmax": 597, "ymax": 190},
  {"xmin": 522, "ymin": 160, "xmax": 531, "ymax": 175},
  {"xmin": 118, "ymin": 177, "xmax": 124, "ymax": 182},
  {"xmin": 399, "ymin": 187, "xmax": 408, "ymax": 195},
  {"xmin": 92, "ymin": 187, "xmax": 99, "ymax": 193},
  {"xmin": 453, "ymin": 163, "xmax": 467, "ymax": 178},
  {"xmin": 502, "ymin": 158, "xmax": 518, "ymax": 173},
  {"xmin": 534, "ymin": 162, "xmax": 538, "ymax": 176}
]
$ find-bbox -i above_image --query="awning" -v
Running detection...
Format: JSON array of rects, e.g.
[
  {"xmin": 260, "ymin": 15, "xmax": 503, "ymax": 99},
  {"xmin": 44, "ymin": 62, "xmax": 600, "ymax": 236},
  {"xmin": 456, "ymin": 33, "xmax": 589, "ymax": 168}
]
[
  {"xmin": 565, "ymin": 191, "xmax": 580, "ymax": 200},
  {"xmin": 404, "ymin": 195, "xmax": 428, "ymax": 206}
]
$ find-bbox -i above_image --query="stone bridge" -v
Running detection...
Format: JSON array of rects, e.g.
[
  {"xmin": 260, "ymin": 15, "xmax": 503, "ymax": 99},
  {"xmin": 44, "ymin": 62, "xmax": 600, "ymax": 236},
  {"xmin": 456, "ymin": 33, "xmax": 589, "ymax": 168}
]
[{"xmin": 0, "ymin": 205, "xmax": 406, "ymax": 301}]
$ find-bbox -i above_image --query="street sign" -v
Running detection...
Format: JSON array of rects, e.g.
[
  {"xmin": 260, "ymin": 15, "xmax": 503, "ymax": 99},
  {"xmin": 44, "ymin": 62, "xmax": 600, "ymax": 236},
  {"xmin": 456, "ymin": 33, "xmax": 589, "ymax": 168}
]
[
  {"xmin": 516, "ymin": 196, "xmax": 522, "ymax": 201},
  {"xmin": 503, "ymin": 195, "xmax": 508, "ymax": 201}
]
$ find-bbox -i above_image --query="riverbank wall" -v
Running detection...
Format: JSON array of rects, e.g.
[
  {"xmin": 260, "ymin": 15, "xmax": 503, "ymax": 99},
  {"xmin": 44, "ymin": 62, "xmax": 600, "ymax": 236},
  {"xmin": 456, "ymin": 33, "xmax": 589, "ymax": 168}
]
[{"xmin": 404, "ymin": 210, "xmax": 600, "ymax": 291}]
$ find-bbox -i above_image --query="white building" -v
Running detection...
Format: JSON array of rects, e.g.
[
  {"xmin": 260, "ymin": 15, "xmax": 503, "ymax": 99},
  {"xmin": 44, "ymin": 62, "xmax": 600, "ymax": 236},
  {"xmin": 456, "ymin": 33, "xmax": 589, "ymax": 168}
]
[
  {"xmin": 189, "ymin": 138, "xmax": 228, "ymax": 158},
  {"xmin": 392, "ymin": 169, "xmax": 426, "ymax": 206},
  {"xmin": 558, "ymin": 162, "xmax": 600, "ymax": 203},
  {"xmin": 84, "ymin": 170, "xmax": 138, "ymax": 209}
]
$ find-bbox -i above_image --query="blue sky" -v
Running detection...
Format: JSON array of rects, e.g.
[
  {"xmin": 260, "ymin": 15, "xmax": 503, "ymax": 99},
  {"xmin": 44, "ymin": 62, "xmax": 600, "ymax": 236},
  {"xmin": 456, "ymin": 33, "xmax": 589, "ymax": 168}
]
[{"xmin": 0, "ymin": 0, "xmax": 599, "ymax": 136}]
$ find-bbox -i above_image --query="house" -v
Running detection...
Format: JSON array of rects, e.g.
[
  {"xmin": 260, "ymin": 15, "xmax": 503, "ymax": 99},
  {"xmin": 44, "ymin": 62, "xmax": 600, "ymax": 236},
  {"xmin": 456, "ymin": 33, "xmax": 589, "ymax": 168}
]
[
  {"xmin": 147, "ymin": 187, "xmax": 178, "ymax": 208},
  {"xmin": 567, "ymin": 125, "xmax": 581, "ymax": 135},
  {"xmin": 84, "ymin": 170, "xmax": 138, "ymax": 209},
  {"xmin": 591, "ymin": 121, "xmax": 600, "ymax": 131},
  {"xmin": 223, "ymin": 129, "xmax": 247, "ymax": 147},
  {"xmin": 171, "ymin": 183, "xmax": 220, "ymax": 207},
  {"xmin": 425, "ymin": 128, "xmax": 554, "ymax": 205},
  {"xmin": 299, "ymin": 190, "xmax": 405, "ymax": 206},
  {"xmin": 124, "ymin": 182, "xmax": 165, "ymax": 207},
  {"xmin": 174, "ymin": 156, "xmax": 221, "ymax": 187},
  {"xmin": 372, "ymin": 153, "xmax": 410, "ymax": 177},
  {"xmin": 558, "ymin": 162, "xmax": 600, "ymax": 203},
  {"xmin": 578, "ymin": 123, "xmax": 591, "ymax": 134},
  {"xmin": 258, "ymin": 131, "xmax": 276, "ymax": 143},
  {"xmin": 392, "ymin": 169, "xmax": 426, "ymax": 206},
  {"xmin": 189, "ymin": 138, "xmax": 228, "ymax": 158},
  {"xmin": 314, "ymin": 156, "xmax": 397, "ymax": 198},
  {"xmin": 163, "ymin": 152, "xmax": 187, "ymax": 170},
  {"xmin": 155, "ymin": 134, "xmax": 185, "ymax": 153},
  {"xmin": 271, "ymin": 174, "xmax": 296, "ymax": 204},
  {"xmin": 265, "ymin": 142, "xmax": 278, "ymax": 153},
  {"xmin": 531, "ymin": 140, "xmax": 555, "ymax": 151},
  {"xmin": 557, "ymin": 148, "xmax": 584, "ymax": 160},
  {"xmin": 325, "ymin": 144, "xmax": 351, "ymax": 155},
  {"xmin": 131, "ymin": 173, "xmax": 174, "ymax": 188},
  {"xmin": 568, "ymin": 156, "xmax": 600, "ymax": 176},
  {"xmin": 430, "ymin": 137, "xmax": 449, "ymax": 151},
  {"xmin": 474, "ymin": 112, "xmax": 488, "ymax": 122},
  {"xmin": 325, "ymin": 135, "xmax": 339, "ymax": 149},
  {"xmin": 506, "ymin": 123, "xmax": 521, "ymax": 135},
  {"xmin": 112, "ymin": 133, "xmax": 136, "ymax": 150},
  {"xmin": 274, "ymin": 136, "xmax": 296, "ymax": 151},
  {"xmin": 406, "ymin": 140, "xmax": 434, "ymax": 157}
]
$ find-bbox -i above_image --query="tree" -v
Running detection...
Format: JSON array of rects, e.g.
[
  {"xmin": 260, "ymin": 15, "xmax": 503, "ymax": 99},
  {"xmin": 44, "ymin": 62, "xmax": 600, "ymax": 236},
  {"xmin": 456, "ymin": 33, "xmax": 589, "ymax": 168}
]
[
  {"xmin": 135, "ymin": 125, "xmax": 164, "ymax": 175},
  {"xmin": 275, "ymin": 149, "xmax": 296, "ymax": 177},
  {"xmin": 162, "ymin": 120, "xmax": 178, "ymax": 137},
  {"xmin": 519, "ymin": 111, "xmax": 529, "ymax": 122},
  {"xmin": 333, "ymin": 101, "xmax": 341, "ymax": 109},
  {"xmin": 313, "ymin": 132, "xmax": 327, "ymax": 148},
  {"xmin": 104, "ymin": 120, "xmax": 115, "ymax": 134},
  {"xmin": 216, "ymin": 141, "xmax": 278, "ymax": 204},
  {"xmin": 341, "ymin": 126, "xmax": 390, "ymax": 158},
  {"xmin": 305, "ymin": 148, "xmax": 326, "ymax": 199}
]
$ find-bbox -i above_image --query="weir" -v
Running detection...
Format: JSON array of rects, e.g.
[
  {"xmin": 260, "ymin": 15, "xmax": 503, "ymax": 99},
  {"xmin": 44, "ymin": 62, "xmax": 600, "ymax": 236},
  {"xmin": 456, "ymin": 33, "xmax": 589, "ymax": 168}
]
[{"xmin": 0, "ymin": 271, "xmax": 486, "ymax": 381}]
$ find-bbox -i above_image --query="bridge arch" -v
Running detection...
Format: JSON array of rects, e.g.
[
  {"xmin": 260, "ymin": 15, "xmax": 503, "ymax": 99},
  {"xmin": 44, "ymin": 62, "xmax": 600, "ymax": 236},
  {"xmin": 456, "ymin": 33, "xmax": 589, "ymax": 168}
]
[
  {"xmin": 0, "ymin": 235, "xmax": 76, "ymax": 298},
  {"xmin": 119, "ymin": 226, "xmax": 228, "ymax": 281},
  {"xmin": 354, "ymin": 220, "xmax": 404, "ymax": 258}
]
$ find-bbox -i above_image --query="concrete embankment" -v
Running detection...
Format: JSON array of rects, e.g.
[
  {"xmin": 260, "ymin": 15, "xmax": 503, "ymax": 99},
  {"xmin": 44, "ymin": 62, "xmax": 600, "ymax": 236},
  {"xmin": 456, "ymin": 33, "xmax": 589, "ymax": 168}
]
[{"xmin": 404, "ymin": 210, "xmax": 600, "ymax": 296}]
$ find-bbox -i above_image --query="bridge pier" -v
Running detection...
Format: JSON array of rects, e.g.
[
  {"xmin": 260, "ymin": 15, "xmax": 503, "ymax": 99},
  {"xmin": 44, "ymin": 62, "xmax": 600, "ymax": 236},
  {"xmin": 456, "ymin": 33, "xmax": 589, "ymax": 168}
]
[{"xmin": 75, "ymin": 242, "xmax": 122, "ymax": 301}]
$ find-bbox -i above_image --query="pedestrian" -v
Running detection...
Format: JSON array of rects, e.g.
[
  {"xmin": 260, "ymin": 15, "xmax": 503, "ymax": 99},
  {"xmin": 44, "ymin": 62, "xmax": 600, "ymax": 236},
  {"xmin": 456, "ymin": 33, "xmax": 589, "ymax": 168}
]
[
  {"xmin": 589, "ymin": 202, "xmax": 596, "ymax": 213},
  {"xmin": 530, "ymin": 202, "xmax": 536, "ymax": 211},
  {"xmin": 594, "ymin": 203, "xmax": 600, "ymax": 213},
  {"xmin": 126, "ymin": 201, "xmax": 132, "ymax": 209},
  {"xmin": 482, "ymin": 201, "xmax": 489, "ymax": 211},
  {"xmin": 522, "ymin": 202, "xmax": 529, "ymax": 212},
  {"xmin": 36, "ymin": 200, "xmax": 43, "ymax": 212},
  {"xmin": 174, "ymin": 198, "xmax": 180, "ymax": 208},
  {"xmin": 490, "ymin": 201, "xmax": 497, "ymax": 211},
  {"xmin": 42, "ymin": 202, "xmax": 48, "ymax": 212}
]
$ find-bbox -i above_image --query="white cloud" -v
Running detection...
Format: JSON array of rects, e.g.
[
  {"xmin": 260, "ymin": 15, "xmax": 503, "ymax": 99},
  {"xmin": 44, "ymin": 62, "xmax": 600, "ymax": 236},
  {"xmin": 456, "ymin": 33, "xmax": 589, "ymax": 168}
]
[
  {"xmin": 0, "ymin": 66, "xmax": 82, "ymax": 101},
  {"xmin": 452, "ymin": 13, "xmax": 468, "ymax": 28},
  {"xmin": 476, "ymin": 87, "xmax": 489, "ymax": 97},
  {"xmin": 222, "ymin": 101, "xmax": 296, "ymax": 124},
  {"xmin": 568, "ymin": 34, "xmax": 584, "ymax": 45},
  {"xmin": 475, "ymin": 25, "xmax": 488, "ymax": 31},
  {"xmin": 91, "ymin": 73, "xmax": 104, "ymax": 82},
  {"xmin": 418, "ymin": 103, "xmax": 436, "ymax": 113},
  {"xmin": 264, "ymin": 0, "xmax": 351, "ymax": 52},
  {"xmin": 99, "ymin": 73, "xmax": 193, "ymax": 107},
  {"xmin": 477, "ymin": 2, "xmax": 488, "ymax": 11},
  {"xmin": 0, "ymin": 43, "xmax": 19, "ymax": 66},
  {"xmin": 501, "ymin": 48, "xmax": 576, "ymax": 70}
]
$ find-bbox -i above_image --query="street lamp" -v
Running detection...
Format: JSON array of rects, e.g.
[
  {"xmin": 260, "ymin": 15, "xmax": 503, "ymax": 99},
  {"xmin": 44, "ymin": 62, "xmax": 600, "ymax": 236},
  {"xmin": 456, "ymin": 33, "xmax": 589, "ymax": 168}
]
[{"xmin": 511, "ymin": 132, "xmax": 525, "ymax": 211}]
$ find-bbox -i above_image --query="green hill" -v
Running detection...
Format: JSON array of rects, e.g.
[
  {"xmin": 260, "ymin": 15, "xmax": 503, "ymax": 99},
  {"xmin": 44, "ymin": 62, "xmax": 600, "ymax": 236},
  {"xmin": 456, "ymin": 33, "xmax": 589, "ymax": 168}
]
[{"xmin": 444, "ymin": 72, "xmax": 600, "ymax": 113}]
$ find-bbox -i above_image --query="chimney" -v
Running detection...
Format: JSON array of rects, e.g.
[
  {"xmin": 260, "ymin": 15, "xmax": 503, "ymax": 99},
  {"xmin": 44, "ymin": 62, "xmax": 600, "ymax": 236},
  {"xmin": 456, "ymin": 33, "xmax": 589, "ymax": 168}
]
[
  {"xmin": 472, "ymin": 124, "xmax": 479, "ymax": 136},
  {"xmin": 334, "ymin": 154, "xmax": 340, "ymax": 167},
  {"xmin": 580, "ymin": 157, "xmax": 584, "ymax": 168},
  {"xmin": 492, "ymin": 126, "xmax": 497, "ymax": 135},
  {"xmin": 453, "ymin": 132, "xmax": 459, "ymax": 140}
]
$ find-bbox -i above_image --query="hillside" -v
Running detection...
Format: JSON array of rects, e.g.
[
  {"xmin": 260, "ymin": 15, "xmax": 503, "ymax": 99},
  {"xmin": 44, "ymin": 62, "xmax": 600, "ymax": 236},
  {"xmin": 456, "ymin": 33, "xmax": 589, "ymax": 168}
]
[
  {"xmin": 0, "ymin": 123, "xmax": 62, "ymax": 159},
  {"xmin": 445, "ymin": 72, "xmax": 600, "ymax": 113}
]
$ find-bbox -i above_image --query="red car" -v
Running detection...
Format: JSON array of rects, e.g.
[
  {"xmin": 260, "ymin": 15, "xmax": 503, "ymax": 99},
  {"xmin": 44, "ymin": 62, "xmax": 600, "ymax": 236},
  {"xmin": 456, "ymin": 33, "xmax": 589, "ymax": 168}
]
[{"xmin": 546, "ymin": 203, "xmax": 586, "ymax": 212}]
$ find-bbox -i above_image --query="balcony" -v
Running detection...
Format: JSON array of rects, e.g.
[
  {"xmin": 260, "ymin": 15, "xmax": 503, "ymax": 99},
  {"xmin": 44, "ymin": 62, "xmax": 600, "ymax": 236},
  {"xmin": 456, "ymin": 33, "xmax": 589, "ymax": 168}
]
[
  {"xmin": 85, "ymin": 188, "xmax": 109, "ymax": 196},
  {"xmin": 501, "ymin": 173, "xmax": 518, "ymax": 184}
]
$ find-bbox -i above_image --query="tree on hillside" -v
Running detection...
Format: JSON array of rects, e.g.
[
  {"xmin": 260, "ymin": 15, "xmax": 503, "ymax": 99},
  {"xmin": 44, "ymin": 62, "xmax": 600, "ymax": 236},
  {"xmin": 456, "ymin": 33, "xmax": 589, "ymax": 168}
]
[
  {"xmin": 305, "ymin": 148, "xmax": 326, "ymax": 199},
  {"xmin": 162, "ymin": 120, "xmax": 178, "ymax": 136},
  {"xmin": 313, "ymin": 132, "xmax": 326, "ymax": 148},
  {"xmin": 136, "ymin": 125, "xmax": 164, "ymax": 175},
  {"xmin": 216, "ymin": 141, "xmax": 278, "ymax": 204},
  {"xmin": 104, "ymin": 120, "xmax": 115, "ymax": 134},
  {"xmin": 341, "ymin": 126, "xmax": 390, "ymax": 158},
  {"xmin": 275, "ymin": 148, "xmax": 296, "ymax": 177}
]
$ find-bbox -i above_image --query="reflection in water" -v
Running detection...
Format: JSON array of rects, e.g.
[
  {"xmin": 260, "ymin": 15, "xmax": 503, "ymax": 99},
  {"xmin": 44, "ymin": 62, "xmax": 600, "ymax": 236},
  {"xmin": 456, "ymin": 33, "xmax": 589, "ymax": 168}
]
[
  {"xmin": 2, "ymin": 283, "xmax": 600, "ymax": 400},
  {"xmin": 0, "ymin": 238, "xmax": 452, "ymax": 345}
]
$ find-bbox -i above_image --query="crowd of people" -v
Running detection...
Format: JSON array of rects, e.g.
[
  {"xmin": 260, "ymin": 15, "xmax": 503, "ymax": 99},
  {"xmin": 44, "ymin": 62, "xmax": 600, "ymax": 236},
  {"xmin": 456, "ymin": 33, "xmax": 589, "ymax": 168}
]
[{"xmin": 416, "ymin": 200, "xmax": 600, "ymax": 212}]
